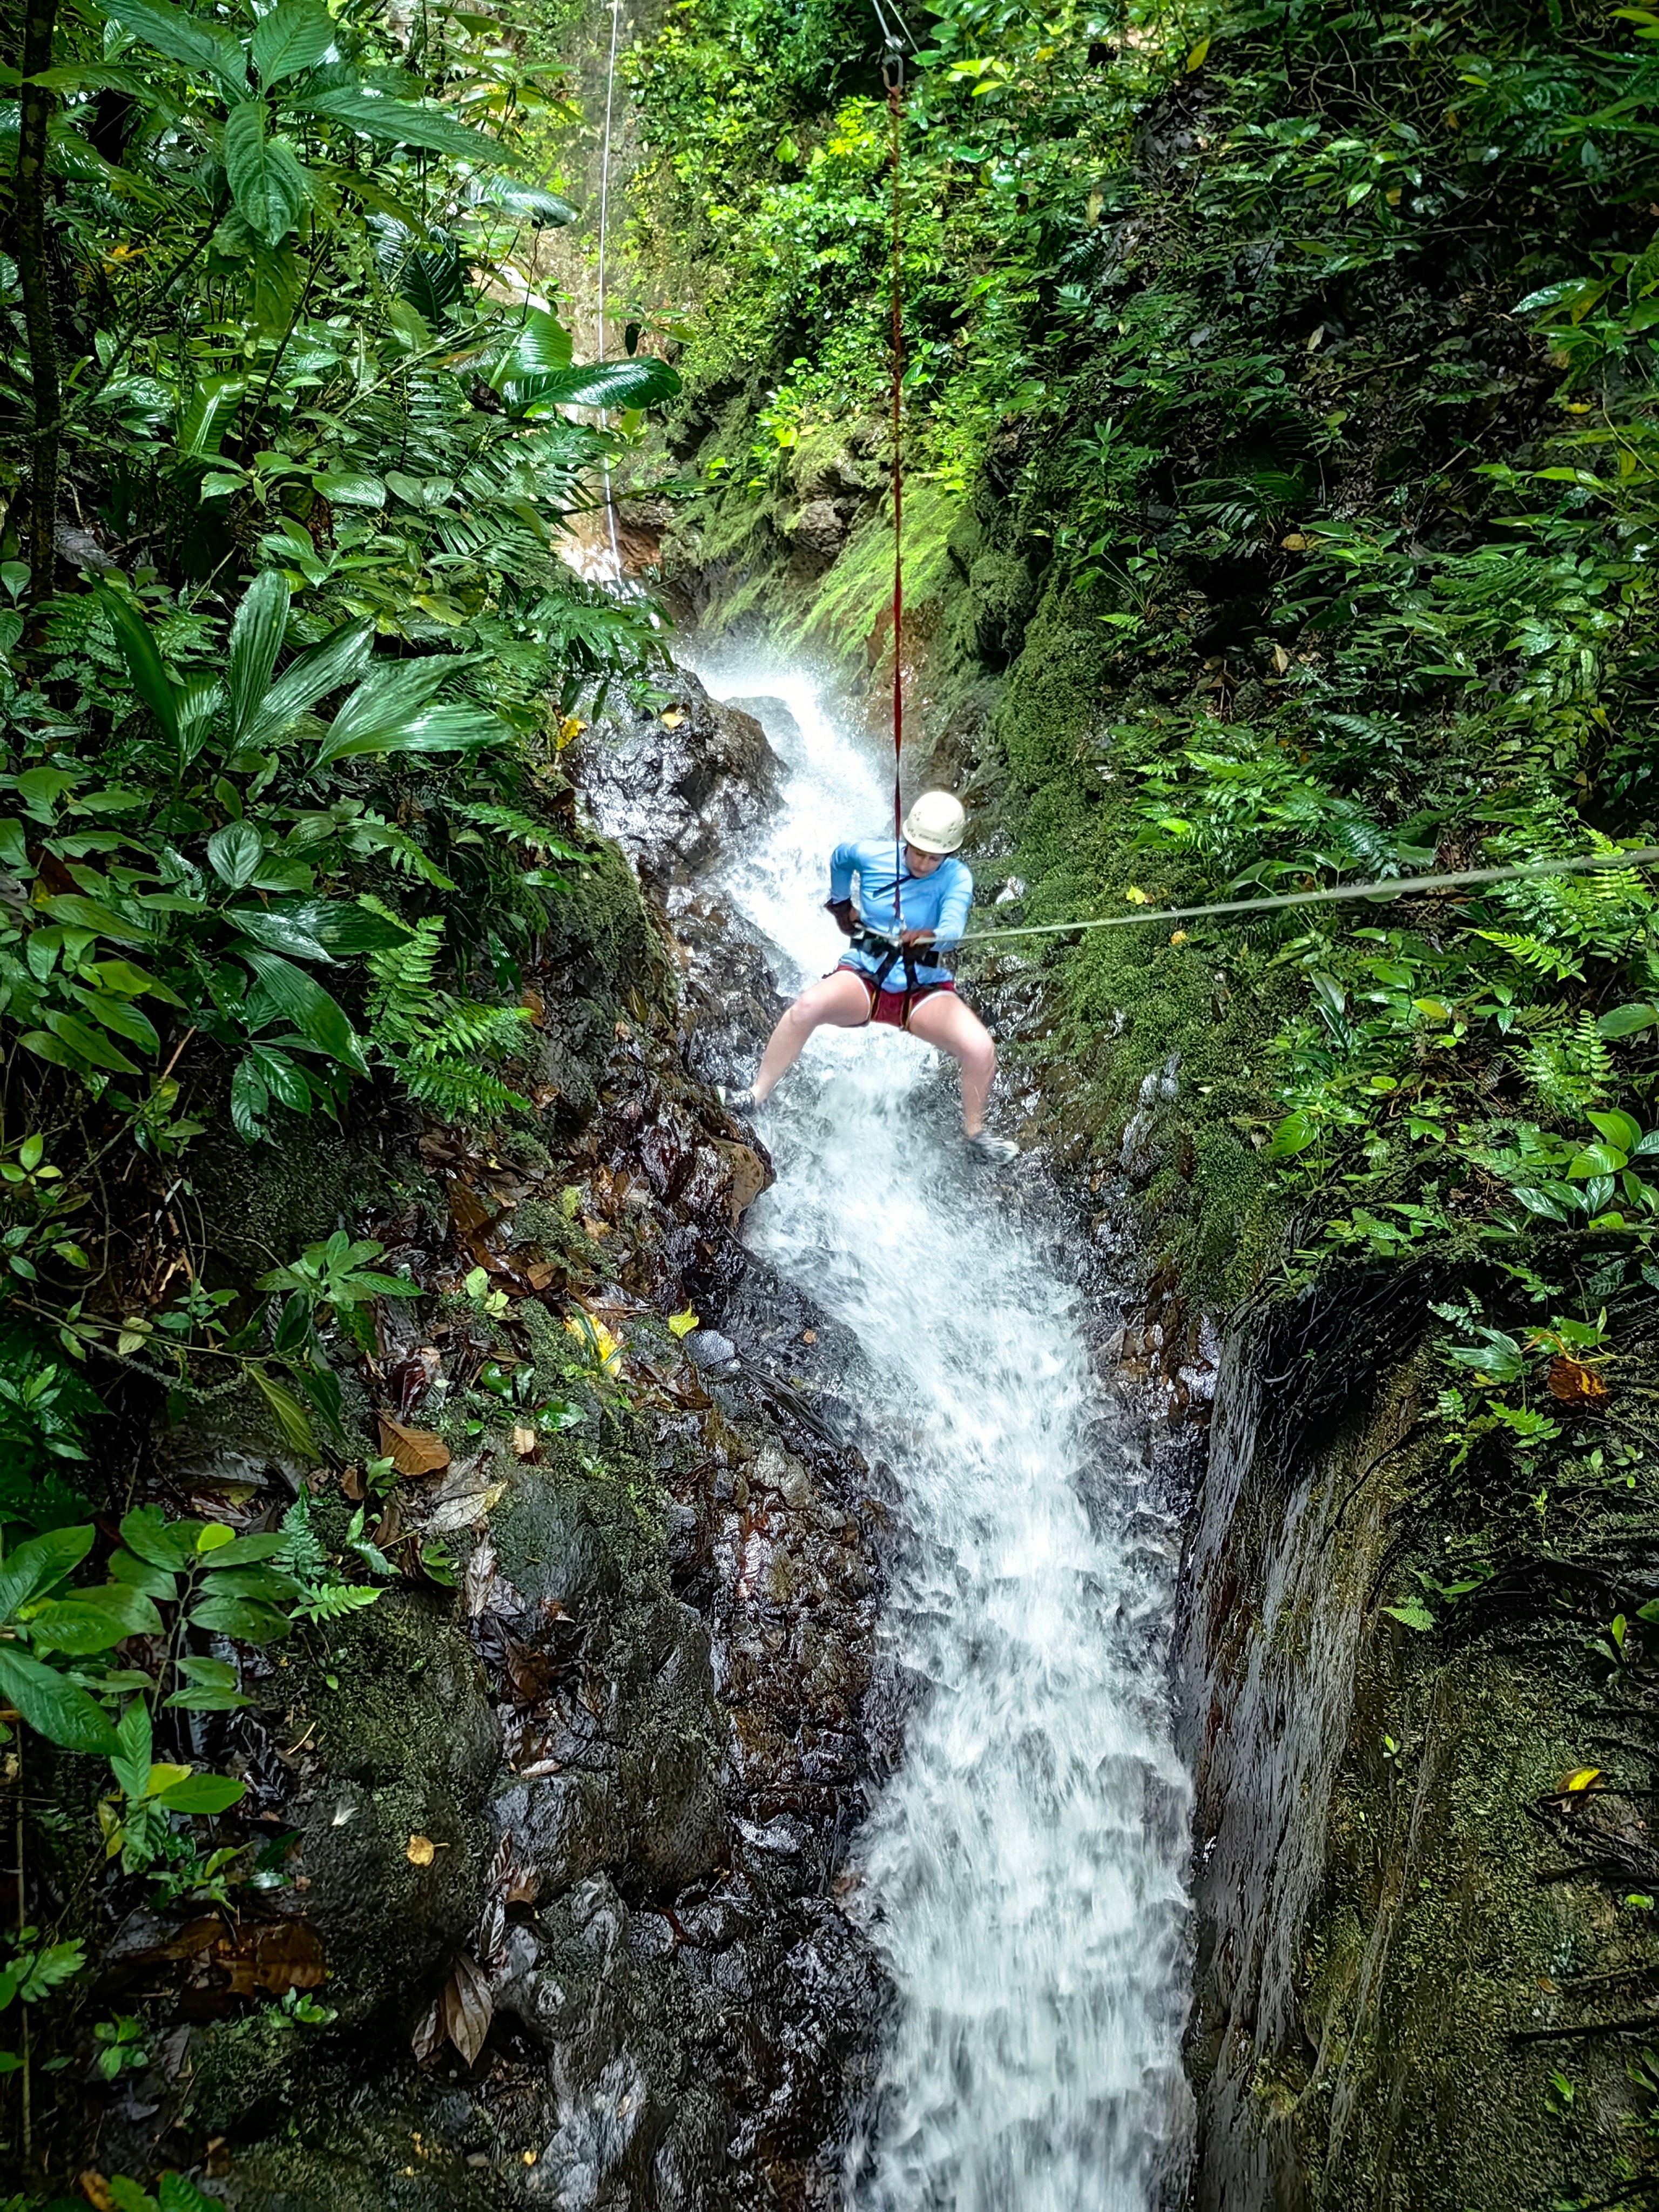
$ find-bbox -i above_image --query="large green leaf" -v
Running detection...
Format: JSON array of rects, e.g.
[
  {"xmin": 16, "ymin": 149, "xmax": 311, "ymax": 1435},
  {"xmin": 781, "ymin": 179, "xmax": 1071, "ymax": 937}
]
[
  {"xmin": 292, "ymin": 86, "xmax": 511, "ymax": 163},
  {"xmin": 516, "ymin": 358, "xmax": 682, "ymax": 416},
  {"xmin": 226, "ymin": 897, "xmax": 409, "ymax": 961},
  {"xmin": 241, "ymin": 620, "xmax": 374, "ymax": 750},
  {"xmin": 470, "ymin": 176, "xmax": 577, "ymax": 226},
  {"xmin": 227, "ymin": 571, "xmax": 292, "ymax": 743},
  {"xmin": 251, "ymin": 0, "xmax": 334, "ymax": 84},
  {"xmin": 320, "ymin": 703, "xmax": 508, "ymax": 765},
  {"xmin": 226, "ymin": 904, "xmax": 334, "ymax": 961},
  {"xmin": 82, "ymin": 991, "xmax": 160, "ymax": 1055},
  {"xmin": 38, "ymin": 893, "xmax": 154, "ymax": 946},
  {"xmin": 119, "ymin": 1505, "xmax": 205, "ymax": 1571},
  {"xmin": 177, "ymin": 374, "xmax": 246, "ymax": 459},
  {"xmin": 503, "ymin": 306, "xmax": 573, "ymax": 380},
  {"xmin": 238, "ymin": 946, "xmax": 368, "ymax": 1073},
  {"xmin": 94, "ymin": 0, "xmax": 245, "ymax": 89},
  {"xmin": 153, "ymin": 1769, "xmax": 247, "ymax": 1812},
  {"xmin": 207, "ymin": 820, "xmax": 264, "ymax": 891},
  {"xmin": 0, "ymin": 1525, "xmax": 95, "ymax": 1624},
  {"xmin": 188, "ymin": 1594, "xmax": 292, "ymax": 1643},
  {"xmin": 97, "ymin": 588, "xmax": 181, "ymax": 745},
  {"xmin": 224, "ymin": 99, "xmax": 311, "ymax": 247},
  {"xmin": 26, "ymin": 1582, "xmax": 164, "ymax": 1655},
  {"xmin": 42, "ymin": 1008, "xmax": 141, "ymax": 1076},
  {"xmin": 0, "ymin": 1644, "xmax": 119, "ymax": 1755}
]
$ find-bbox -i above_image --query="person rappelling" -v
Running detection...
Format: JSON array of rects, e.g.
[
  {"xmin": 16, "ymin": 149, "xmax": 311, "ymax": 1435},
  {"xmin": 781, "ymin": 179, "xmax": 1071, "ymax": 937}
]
[{"xmin": 721, "ymin": 790, "xmax": 1019, "ymax": 1163}]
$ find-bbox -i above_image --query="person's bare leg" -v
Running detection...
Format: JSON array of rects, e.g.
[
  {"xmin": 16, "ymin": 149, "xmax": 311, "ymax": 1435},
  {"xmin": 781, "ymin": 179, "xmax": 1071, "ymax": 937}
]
[
  {"xmin": 906, "ymin": 991, "xmax": 997, "ymax": 1134},
  {"xmin": 751, "ymin": 969, "xmax": 873, "ymax": 1100}
]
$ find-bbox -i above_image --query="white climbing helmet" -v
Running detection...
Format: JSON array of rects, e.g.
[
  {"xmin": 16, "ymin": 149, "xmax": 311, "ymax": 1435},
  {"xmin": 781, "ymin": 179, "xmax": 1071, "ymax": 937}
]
[{"xmin": 902, "ymin": 790, "xmax": 967, "ymax": 854}]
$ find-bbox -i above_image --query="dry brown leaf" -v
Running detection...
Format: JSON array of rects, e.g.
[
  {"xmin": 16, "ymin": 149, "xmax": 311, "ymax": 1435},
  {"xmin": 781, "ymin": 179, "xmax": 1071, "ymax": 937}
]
[
  {"xmin": 524, "ymin": 1261, "xmax": 556, "ymax": 1291},
  {"xmin": 439, "ymin": 1951, "xmax": 494, "ymax": 2068},
  {"xmin": 510, "ymin": 1424, "xmax": 538, "ymax": 1460},
  {"xmin": 410, "ymin": 1993, "xmax": 445, "ymax": 2063},
  {"xmin": 377, "ymin": 1413, "xmax": 451, "ymax": 1478},
  {"xmin": 79, "ymin": 2176, "xmax": 116, "ymax": 2212},
  {"xmin": 213, "ymin": 1921, "xmax": 326, "ymax": 1997},
  {"xmin": 801, "ymin": 1329, "xmax": 817, "ymax": 1345},
  {"xmin": 1548, "ymin": 1357, "xmax": 1609, "ymax": 1404},
  {"xmin": 407, "ymin": 1833, "xmax": 436, "ymax": 1867}
]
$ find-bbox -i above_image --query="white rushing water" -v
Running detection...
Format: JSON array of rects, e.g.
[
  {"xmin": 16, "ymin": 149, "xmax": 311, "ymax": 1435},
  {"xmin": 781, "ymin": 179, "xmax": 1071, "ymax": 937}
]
[{"xmin": 697, "ymin": 660, "xmax": 1193, "ymax": 2212}]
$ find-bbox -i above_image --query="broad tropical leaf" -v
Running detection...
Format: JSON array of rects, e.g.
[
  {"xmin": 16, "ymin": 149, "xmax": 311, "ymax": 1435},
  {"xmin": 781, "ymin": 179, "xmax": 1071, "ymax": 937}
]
[
  {"xmin": 0, "ymin": 1645, "xmax": 119, "ymax": 1755},
  {"xmin": 250, "ymin": 0, "xmax": 335, "ymax": 84},
  {"xmin": 227, "ymin": 570, "xmax": 292, "ymax": 742},
  {"xmin": 224, "ymin": 99, "xmax": 312, "ymax": 246}
]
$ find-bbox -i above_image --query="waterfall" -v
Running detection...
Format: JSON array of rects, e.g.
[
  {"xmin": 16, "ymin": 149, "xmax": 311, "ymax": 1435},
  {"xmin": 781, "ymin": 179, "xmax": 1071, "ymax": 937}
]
[{"xmin": 697, "ymin": 660, "xmax": 1194, "ymax": 2212}]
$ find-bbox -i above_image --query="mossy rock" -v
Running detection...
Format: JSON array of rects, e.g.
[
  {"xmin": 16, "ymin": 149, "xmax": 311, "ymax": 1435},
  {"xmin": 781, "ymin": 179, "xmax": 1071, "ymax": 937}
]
[{"xmin": 286, "ymin": 1594, "xmax": 499, "ymax": 2029}]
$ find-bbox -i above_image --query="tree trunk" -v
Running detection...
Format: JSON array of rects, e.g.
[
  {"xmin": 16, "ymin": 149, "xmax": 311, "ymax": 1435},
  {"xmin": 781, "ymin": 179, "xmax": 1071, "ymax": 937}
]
[{"xmin": 16, "ymin": 0, "xmax": 61, "ymax": 605}]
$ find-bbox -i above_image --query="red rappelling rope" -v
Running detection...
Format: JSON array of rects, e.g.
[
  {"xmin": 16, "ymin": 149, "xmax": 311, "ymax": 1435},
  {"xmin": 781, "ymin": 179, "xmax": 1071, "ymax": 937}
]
[{"xmin": 884, "ymin": 39, "xmax": 905, "ymax": 930}]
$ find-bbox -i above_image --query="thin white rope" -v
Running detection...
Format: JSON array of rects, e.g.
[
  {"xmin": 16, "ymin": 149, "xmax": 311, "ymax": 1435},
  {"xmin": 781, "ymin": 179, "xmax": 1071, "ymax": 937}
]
[
  {"xmin": 595, "ymin": 0, "xmax": 623, "ymax": 581},
  {"xmin": 960, "ymin": 845, "xmax": 1659, "ymax": 947}
]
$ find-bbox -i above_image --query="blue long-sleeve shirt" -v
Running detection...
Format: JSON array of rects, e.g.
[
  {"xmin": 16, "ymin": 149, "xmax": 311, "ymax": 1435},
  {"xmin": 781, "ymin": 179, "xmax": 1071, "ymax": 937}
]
[{"xmin": 830, "ymin": 838, "xmax": 973, "ymax": 988}]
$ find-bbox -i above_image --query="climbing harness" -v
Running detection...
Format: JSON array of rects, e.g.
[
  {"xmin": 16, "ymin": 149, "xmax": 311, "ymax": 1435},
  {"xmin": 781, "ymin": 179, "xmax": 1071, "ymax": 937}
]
[{"xmin": 959, "ymin": 845, "xmax": 1659, "ymax": 949}]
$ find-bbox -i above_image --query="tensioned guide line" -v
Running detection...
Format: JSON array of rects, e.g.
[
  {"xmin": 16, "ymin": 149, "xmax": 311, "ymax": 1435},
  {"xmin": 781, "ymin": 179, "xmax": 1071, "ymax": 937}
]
[{"xmin": 957, "ymin": 845, "xmax": 1659, "ymax": 948}]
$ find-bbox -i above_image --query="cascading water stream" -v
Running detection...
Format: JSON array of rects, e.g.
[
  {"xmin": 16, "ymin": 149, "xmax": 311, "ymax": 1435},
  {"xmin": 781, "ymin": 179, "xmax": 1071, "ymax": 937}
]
[{"xmin": 696, "ymin": 660, "xmax": 1194, "ymax": 2211}]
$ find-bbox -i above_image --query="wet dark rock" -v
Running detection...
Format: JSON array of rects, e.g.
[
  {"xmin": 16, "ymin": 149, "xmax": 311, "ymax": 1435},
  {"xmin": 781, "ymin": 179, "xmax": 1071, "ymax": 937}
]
[
  {"xmin": 583, "ymin": 668, "xmax": 779, "ymax": 888},
  {"xmin": 684, "ymin": 1327, "xmax": 737, "ymax": 1371},
  {"xmin": 287, "ymin": 1600, "xmax": 500, "ymax": 2028}
]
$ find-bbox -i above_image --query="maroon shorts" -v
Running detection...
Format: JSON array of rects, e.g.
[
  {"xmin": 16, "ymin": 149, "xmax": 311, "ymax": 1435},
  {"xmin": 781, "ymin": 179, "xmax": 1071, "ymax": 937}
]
[{"xmin": 835, "ymin": 961, "xmax": 956, "ymax": 1032}]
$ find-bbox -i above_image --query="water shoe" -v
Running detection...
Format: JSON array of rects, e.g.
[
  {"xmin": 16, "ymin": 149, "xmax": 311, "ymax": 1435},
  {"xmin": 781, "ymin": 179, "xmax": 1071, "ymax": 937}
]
[{"xmin": 965, "ymin": 1129, "xmax": 1019, "ymax": 1165}]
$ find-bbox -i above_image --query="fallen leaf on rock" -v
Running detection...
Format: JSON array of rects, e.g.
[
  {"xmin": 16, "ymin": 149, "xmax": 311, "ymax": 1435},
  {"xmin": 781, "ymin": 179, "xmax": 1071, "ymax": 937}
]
[
  {"xmin": 667, "ymin": 1307, "xmax": 699, "ymax": 1339},
  {"xmin": 660, "ymin": 707, "xmax": 685, "ymax": 729},
  {"xmin": 801, "ymin": 1329, "xmax": 817, "ymax": 1345},
  {"xmin": 1558, "ymin": 1766, "xmax": 1603, "ymax": 1796},
  {"xmin": 439, "ymin": 1951, "xmax": 493, "ymax": 2068},
  {"xmin": 524, "ymin": 1261, "xmax": 556, "ymax": 1291},
  {"xmin": 407, "ymin": 1833, "xmax": 436, "ymax": 1866},
  {"xmin": 510, "ymin": 1424, "xmax": 538, "ymax": 1459},
  {"xmin": 377, "ymin": 1413, "xmax": 450, "ymax": 1478},
  {"xmin": 213, "ymin": 1920, "xmax": 326, "ymax": 1997}
]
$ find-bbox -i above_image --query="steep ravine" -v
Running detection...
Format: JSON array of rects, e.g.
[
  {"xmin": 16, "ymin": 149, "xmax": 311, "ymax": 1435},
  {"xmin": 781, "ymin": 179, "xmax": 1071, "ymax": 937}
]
[{"xmin": 72, "ymin": 679, "xmax": 886, "ymax": 2209}]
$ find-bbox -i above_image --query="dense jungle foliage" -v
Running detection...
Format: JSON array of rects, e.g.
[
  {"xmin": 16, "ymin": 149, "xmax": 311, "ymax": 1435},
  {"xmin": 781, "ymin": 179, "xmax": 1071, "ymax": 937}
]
[
  {"xmin": 621, "ymin": 0, "xmax": 1659, "ymax": 2190},
  {"xmin": 0, "ymin": 0, "xmax": 695, "ymax": 2187}
]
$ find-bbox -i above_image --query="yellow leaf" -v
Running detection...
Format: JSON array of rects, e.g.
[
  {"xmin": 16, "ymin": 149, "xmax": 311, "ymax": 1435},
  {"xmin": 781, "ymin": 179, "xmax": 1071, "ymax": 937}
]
[
  {"xmin": 1170, "ymin": 930, "xmax": 1189, "ymax": 946},
  {"xmin": 660, "ymin": 707, "xmax": 685, "ymax": 729},
  {"xmin": 565, "ymin": 1310, "xmax": 622, "ymax": 1377},
  {"xmin": 145, "ymin": 1762, "xmax": 193, "ymax": 1797},
  {"xmin": 406, "ymin": 1833, "xmax": 436, "ymax": 1866},
  {"xmin": 1185, "ymin": 35, "xmax": 1210, "ymax": 70},
  {"xmin": 1280, "ymin": 532, "xmax": 1310, "ymax": 552},
  {"xmin": 555, "ymin": 715, "xmax": 584, "ymax": 751},
  {"xmin": 1560, "ymin": 1766, "xmax": 1602, "ymax": 1795},
  {"xmin": 667, "ymin": 1307, "xmax": 699, "ymax": 1339},
  {"xmin": 1124, "ymin": 886, "xmax": 1150, "ymax": 906}
]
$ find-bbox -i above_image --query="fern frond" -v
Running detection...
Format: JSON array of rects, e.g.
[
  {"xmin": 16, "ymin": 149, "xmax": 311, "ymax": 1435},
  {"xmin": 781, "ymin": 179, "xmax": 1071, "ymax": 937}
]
[
  {"xmin": 1472, "ymin": 929, "xmax": 1584, "ymax": 982},
  {"xmin": 348, "ymin": 815, "xmax": 458, "ymax": 891},
  {"xmin": 295, "ymin": 1583, "xmax": 382, "ymax": 1623},
  {"xmin": 274, "ymin": 1494, "xmax": 327, "ymax": 1582},
  {"xmin": 397, "ymin": 1061, "xmax": 531, "ymax": 1118},
  {"xmin": 451, "ymin": 800, "xmax": 580, "ymax": 858}
]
